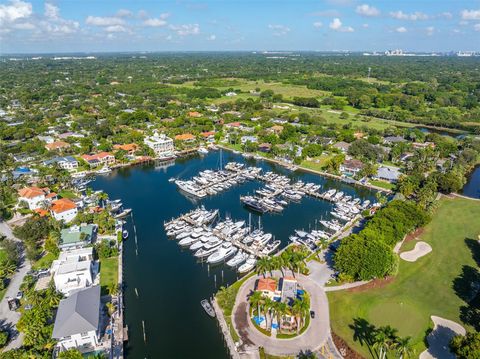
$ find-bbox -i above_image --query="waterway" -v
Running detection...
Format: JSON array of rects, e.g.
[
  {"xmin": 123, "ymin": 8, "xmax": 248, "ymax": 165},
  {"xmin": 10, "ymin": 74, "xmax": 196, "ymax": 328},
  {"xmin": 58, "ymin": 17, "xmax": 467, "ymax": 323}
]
[
  {"xmin": 91, "ymin": 150, "xmax": 376, "ymax": 359},
  {"xmin": 461, "ymin": 165, "xmax": 480, "ymax": 199}
]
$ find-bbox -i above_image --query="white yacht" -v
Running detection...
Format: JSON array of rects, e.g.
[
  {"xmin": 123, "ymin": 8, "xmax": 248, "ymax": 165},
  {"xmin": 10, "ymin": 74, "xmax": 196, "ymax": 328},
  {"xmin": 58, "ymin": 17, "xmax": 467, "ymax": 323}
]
[
  {"xmin": 238, "ymin": 256, "xmax": 257, "ymax": 274},
  {"xmin": 226, "ymin": 251, "xmax": 247, "ymax": 267},
  {"xmin": 207, "ymin": 243, "xmax": 237, "ymax": 264}
]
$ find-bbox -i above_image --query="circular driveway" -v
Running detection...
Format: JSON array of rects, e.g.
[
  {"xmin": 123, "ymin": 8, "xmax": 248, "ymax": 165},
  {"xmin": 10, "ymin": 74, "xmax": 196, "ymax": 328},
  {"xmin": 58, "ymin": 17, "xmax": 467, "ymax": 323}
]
[{"xmin": 232, "ymin": 270, "xmax": 330, "ymax": 356}]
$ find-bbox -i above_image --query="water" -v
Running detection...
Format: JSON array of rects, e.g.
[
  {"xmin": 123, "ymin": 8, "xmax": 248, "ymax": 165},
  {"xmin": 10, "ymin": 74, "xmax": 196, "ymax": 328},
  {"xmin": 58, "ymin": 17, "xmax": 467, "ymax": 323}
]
[
  {"xmin": 462, "ymin": 165, "xmax": 480, "ymax": 199},
  {"xmin": 91, "ymin": 151, "xmax": 376, "ymax": 359}
]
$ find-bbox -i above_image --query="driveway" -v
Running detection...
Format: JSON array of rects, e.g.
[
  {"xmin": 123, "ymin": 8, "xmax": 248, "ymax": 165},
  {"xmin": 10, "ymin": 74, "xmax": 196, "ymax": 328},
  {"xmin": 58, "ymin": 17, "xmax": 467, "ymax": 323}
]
[
  {"xmin": 0, "ymin": 221, "xmax": 31, "ymax": 351},
  {"xmin": 232, "ymin": 270, "xmax": 330, "ymax": 357}
]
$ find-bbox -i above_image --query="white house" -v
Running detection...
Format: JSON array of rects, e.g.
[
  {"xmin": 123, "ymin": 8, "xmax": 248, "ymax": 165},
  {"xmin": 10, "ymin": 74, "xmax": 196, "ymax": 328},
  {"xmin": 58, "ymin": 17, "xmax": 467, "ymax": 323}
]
[
  {"xmin": 52, "ymin": 286, "xmax": 101, "ymax": 354},
  {"xmin": 51, "ymin": 247, "xmax": 97, "ymax": 296},
  {"xmin": 17, "ymin": 186, "xmax": 55, "ymax": 210},
  {"xmin": 144, "ymin": 131, "xmax": 174, "ymax": 159},
  {"xmin": 50, "ymin": 198, "xmax": 78, "ymax": 223},
  {"xmin": 43, "ymin": 156, "xmax": 79, "ymax": 171},
  {"xmin": 374, "ymin": 165, "xmax": 402, "ymax": 183}
]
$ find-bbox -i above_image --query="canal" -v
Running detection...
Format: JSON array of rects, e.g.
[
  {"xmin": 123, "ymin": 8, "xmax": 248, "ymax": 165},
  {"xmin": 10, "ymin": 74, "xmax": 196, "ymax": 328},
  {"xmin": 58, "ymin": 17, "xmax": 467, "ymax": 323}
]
[
  {"xmin": 462, "ymin": 165, "xmax": 480, "ymax": 199},
  {"xmin": 91, "ymin": 150, "xmax": 376, "ymax": 359}
]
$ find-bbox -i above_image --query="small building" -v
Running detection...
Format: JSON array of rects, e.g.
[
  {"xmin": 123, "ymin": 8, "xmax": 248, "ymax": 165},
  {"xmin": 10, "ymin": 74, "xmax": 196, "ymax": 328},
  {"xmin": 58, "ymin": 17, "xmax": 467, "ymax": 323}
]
[
  {"xmin": 258, "ymin": 143, "xmax": 272, "ymax": 153},
  {"xmin": 51, "ymin": 247, "xmax": 97, "ymax": 296},
  {"xmin": 383, "ymin": 136, "xmax": 406, "ymax": 145},
  {"xmin": 81, "ymin": 152, "xmax": 115, "ymax": 168},
  {"xmin": 17, "ymin": 186, "xmax": 55, "ymax": 210},
  {"xmin": 374, "ymin": 165, "xmax": 402, "ymax": 183},
  {"xmin": 399, "ymin": 152, "xmax": 414, "ymax": 162},
  {"xmin": 50, "ymin": 198, "xmax": 78, "ymax": 223},
  {"xmin": 270, "ymin": 125, "xmax": 284, "ymax": 134},
  {"xmin": 225, "ymin": 122, "xmax": 242, "ymax": 129},
  {"xmin": 241, "ymin": 135, "xmax": 258, "ymax": 144},
  {"xmin": 256, "ymin": 278, "xmax": 277, "ymax": 299},
  {"xmin": 225, "ymin": 91, "xmax": 237, "ymax": 97},
  {"xmin": 143, "ymin": 132, "xmax": 174, "ymax": 159},
  {"xmin": 38, "ymin": 135, "xmax": 55, "ymax": 143},
  {"xmin": 413, "ymin": 142, "xmax": 435, "ymax": 149},
  {"xmin": 43, "ymin": 156, "xmax": 79, "ymax": 171},
  {"xmin": 200, "ymin": 131, "xmax": 215, "ymax": 142},
  {"xmin": 174, "ymin": 133, "xmax": 196, "ymax": 142},
  {"xmin": 52, "ymin": 286, "xmax": 101, "ymax": 353},
  {"xmin": 59, "ymin": 224, "xmax": 97, "ymax": 250},
  {"xmin": 280, "ymin": 277, "xmax": 298, "ymax": 305},
  {"xmin": 340, "ymin": 159, "xmax": 364, "ymax": 176},
  {"xmin": 332, "ymin": 141, "xmax": 351, "ymax": 153},
  {"xmin": 113, "ymin": 143, "xmax": 138, "ymax": 156},
  {"xmin": 188, "ymin": 111, "xmax": 202, "ymax": 118},
  {"xmin": 45, "ymin": 141, "xmax": 70, "ymax": 151}
]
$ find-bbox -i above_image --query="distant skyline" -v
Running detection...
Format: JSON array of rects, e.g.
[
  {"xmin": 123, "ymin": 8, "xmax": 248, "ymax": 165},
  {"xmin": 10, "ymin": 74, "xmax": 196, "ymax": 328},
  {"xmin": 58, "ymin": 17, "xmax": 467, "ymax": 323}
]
[{"xmin": 1, "ymin": 0, "xmax": 480, "ymax": 54}]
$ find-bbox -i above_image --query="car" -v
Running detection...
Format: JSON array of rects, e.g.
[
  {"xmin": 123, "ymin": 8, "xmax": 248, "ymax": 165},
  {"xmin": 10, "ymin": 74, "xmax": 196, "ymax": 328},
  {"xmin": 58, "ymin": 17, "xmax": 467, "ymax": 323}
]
[
  {"xmin": 16, "ymin": 291, "xmax": 23, "ymax": 300},
  {"xmin": 310, "ymin": 310, "xmax": 315, "ymax": 319},
  {"xmin": 37, "ymin": 269, "xmax": 50, "ymax": 278}
]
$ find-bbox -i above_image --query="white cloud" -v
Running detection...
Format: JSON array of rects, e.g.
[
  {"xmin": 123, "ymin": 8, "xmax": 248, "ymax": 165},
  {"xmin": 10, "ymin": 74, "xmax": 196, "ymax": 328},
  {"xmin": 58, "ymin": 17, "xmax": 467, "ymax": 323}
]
[
  {"xmin": 362, "ymin": 23, "xmax": 369, "ymax": 28},
  {"xmin": 44, "ymin": 3, "xmax": 59, "ymax": 20},
  {"xmin": 426, "ymin": 26, "xmax": 435, "ymax": 36},
  {"xmin": 13, "ymin": 21, "xmax": 34, "ymax": 29},
  {"xmin": 143, "ymin": 18, "xmax": 167, "ymax": 27},
  {"xmin": 268, "ymin": 24, "xmax": 291, "ymax": 36},
  {"xmin": 329, "ymin": 18, "xmax": 354, "ymax": 32},
  {"xmin": 356, "ymin": 4, "xmax": 380, "ymax": 17},
  {"xmin": 169, "ymin": 23, "xmax": 200, "ymax": 36},
  {"xmin": 313, "ymin": 21, "xmax": 323, "ymax": 28},
  {"xmin": 390, "ymin": 11, "xmax": 429, "ymax": 21},
  {"xmin": 0, "ymin": 0, "xmax": 32, "ymax": 26},
  {"xmin": 461, "ymin": 9, "xmax": 480, "ymax": 21},
  {"xmin": 396, "ymin": 26, "xmax": 407, "ymax": 33},
  {"xmin": 207, "ymin": 34, "xmax": 216, "ymax": 41},
  {"xmin": 438, "ymin": 12, "xmax": 452, "ymax": 20},
  {"xmin": 41, "ymin": 2, "xmax": 79, "ymax": 35},
  {"xmin": 474, "ymin": 23, "xmax": 480, "ymax": 31},
  {"xmin": 85, "ymin": 16, "xmax": 125, "ymax": 27},
  {"xmin": 116, "ymin": 9, "xmax": 132, "ymax": 18},
  {"xmin": 105, "ymin": 25, "xmax": 128, "ymax": 33}
]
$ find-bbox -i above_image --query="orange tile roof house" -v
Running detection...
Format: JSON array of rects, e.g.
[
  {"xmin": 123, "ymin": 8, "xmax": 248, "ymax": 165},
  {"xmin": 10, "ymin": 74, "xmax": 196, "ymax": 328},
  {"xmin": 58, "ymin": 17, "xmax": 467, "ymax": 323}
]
[
  {"xmin": 50, "ymin": 198, "xmax": 78, "ymax": 223},
  {"xmin": 270, "ymin": 125, "xmax": 284, "ymax": 134},
  {"xmin": 256, "ymin": 278, "xmax": 277, "ymax": 294},
  {"xmin": 81, "ymin": 152, "xmax": 115, "ymax": 167},
  {"xmin": 174, "ymin": 133, "xmax": 196, "ymax": 142},
  {"xmin": 113, "ymin": 143, "xmax": 138, "ymax": 155},
  {"xmin": 45, "ymin": 141, "xmax": 70, "ymax": 151},
  {"xmin": 225, "ymin": 121, "xmax": 241, "ymax": 128},
  {"xmin": 18, "ymin": 186, "xmax": 54, "ymax": 210},
  {"xmin": 188, "ymin": 111, "xmax": 202, "ymax": 118}
]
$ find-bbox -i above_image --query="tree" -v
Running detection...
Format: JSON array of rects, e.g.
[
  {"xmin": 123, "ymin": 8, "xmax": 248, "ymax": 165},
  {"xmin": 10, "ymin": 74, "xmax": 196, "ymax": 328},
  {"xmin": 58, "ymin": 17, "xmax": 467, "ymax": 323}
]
[
  {"xmin": 256, "ymin": 257, "xmax": 271, "ymax": 278},
  {"xmin": 450, "ymin": 332, "xmax": 480, "ymax": 359},
  {"xmin": 395, "ymin": 336, "xmax": 414, "ymax": 359},
  {"xmin": 58, "ymin": 349, "xmax": 83, "ymax": 359},
  {"xmin": 0, "ymin": 330, "xmax": 9, "ymax": 348},
  {"xmin": 249, "ymin": 291, "xmax": 264, "ymax": 318}
]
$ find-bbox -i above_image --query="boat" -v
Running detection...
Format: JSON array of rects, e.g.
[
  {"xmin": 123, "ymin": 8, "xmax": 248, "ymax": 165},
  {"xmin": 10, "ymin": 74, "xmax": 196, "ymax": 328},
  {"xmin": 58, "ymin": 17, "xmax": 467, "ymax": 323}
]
[
  {"xmin": 198, "ymin": 147, "xmax": 209, "ymax": 155},
  {"xmin": 207, "ymin": 243, "xmax": 237, "ymax": 264},
  {"xmin": 226, "ymin": 251, "xmax": 247, "ymax": 267},
  {"xmin": 262, "ymin": 240, "xmax": 281, "ymax": 255},
  {"xmin": 238, "ymin": 257, "xmax": 257, "ymax": 274},
  {"xmin": 114, "ymin": 209, "xmax": 132, "ymax": 219},
  {"xmin": 97, "ymin": 166, "xmax": 111, "ymax": 175},
  {"xmin": 201, "ymin": 299, "xmax": 215, "ymax": 318},
  {"xmin": 122, "ymin": 230, "xmax": 129, "ymax": 239},
  {"xmin": 168, "ymin": 177, "xmax": 176, "ymax": 183}
]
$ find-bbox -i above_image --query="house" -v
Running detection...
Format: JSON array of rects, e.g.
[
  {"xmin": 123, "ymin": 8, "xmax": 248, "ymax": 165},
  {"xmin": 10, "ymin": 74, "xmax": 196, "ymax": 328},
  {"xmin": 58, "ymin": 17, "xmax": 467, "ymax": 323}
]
[
  {"xmin": 188, "ymin": 111, "xmax": 202, "ymax": 118},
  {"xmin": 258, "ymin": 143, "xmax": 272, "ymax": 153},
  {"xmin": 58, "ymin": 132, "xmax": 84, "ymax": 139},
  {"xmin": 340, "ymin": 159, "xmax": 364, "ymax": 176},
  {"xmin": 143, "ymin": 132, "xmax": 174, "ymax": 159},
  {"xmin": 225, "ymin": 122, "xmax": 242, "ymax": 129},
  {"xmin": 81, "ymin": 152, "xmax": 115, "ymax": 168},
  {"xmin": 256, "ymin": 278, "xmax": 277, "ymax": 299},
  {"xmin": 383, "ymin": 136, "xmax": 406, "ymax": 145},
  {"xmin": 332, "ymin": 141, "xmax": 351, "ymax": 153},
  {"xmin": 374, "ymin": 166, "xmax": 402, "ymax": 183},
  {"xmin": 241, "ymin": 135, "xmax": 258, "ymax": 144},
  {"xmin": 51, "ymin": 247, "xmax": 97, "ymax": 296},
  {"xmin": 51, "ymin": 198, "xmax": 78, "ymax": 223},
  {"xmin": 399, "ymin": 152, "xmax": 414, "ymax": 162},
  {"xmin": 280, "ymin": 277, "xmax": 298, "ymax": 305},
  {"xmin": 38, "ymin": 135, "xmax": 55, "ymax": 143},
  {"xmin": 17, "ymin": 186, "xmax": 55, "ymax": 210},
  {"xmin": 52, "ymin": 286, "xmax": 101, "ymax": 353},
  {"xmin": 43, "ymin": 156, "xmax": 79, "ymax": 171},
  {"xmin": 225, "ymin": 91, "xmax": 237, "ymax": 97},
  {"xmin": 354, "ymin": 132, "xmax": 365, "ymax": 139},
  {"xmin": 175, "ymin": 133, "xmax": 196, "ymax": 142},
  {"xmin": 413, "ymin": 142, "xmax": 435, "ymax": 149},
  {"xmin": 310, "ymin": 136, "xmax": 333, "ymax": 146},
  {"xmin": 113, "ymin": 143, "xmax": 138, "ymax": 156},
  {"xmin": 59, "ymin": 224, "xmax": 97, "ymax": 250},
  {"xmin": 200, "ymin": 131, "xmax": 215, "ymax": 143},
  {"xmin": 45, "ymin": 141, "xmax": 70, "ymax": 151},
  {"xmin": 12, "ymin": 153, "xmax": 36, "ymax": 163},
  {"xmin": 270, "ymin": 125, "xmax": 284, "ymax": 134}
]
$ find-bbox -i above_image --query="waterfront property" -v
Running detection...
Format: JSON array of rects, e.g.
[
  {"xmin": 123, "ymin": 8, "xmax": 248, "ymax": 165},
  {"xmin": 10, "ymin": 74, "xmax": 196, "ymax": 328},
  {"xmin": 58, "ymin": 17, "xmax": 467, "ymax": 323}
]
[
  {"xmin": 17, "ymin": 186, "xmax": 56, "ymax": 210},
  {"xmin": 43, "ymin": 156, "xmax": 79, "ymax": 170},
  {"xmin": 59, "ymin": 224, "xmax": 97, "ymax": 250},
  {"xmin": 50, "ymin": 198, "xmax": 78, "ymax": 222},
  {"xmin": 143, "ymin": 131, "xmax": 175, "ymax": 159}
]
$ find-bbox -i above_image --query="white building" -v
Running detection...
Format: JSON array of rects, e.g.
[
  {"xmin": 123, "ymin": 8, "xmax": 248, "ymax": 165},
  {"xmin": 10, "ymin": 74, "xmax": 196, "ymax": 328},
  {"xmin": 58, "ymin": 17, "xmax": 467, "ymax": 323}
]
[
  {"xmin": 52, "ymin": 286, "xmax": 101, "ymax": 354},
  {"xmin": 17, "ymin": 186, "xmax": 55, "ymax": 210},
  {"xmin": 144, "ymin": 131, "xmax": 174, "ymax": 159},
  {"xmin": 50, "ymin": 198, "xmax": 78, "ymax": 223},
  {"xmin": 43, "ymin": 156, "xmax": 79, "ymax": 171},
  {"xmin": 51, "ymin": 247, "xmax": 97, "ymax": 296}
]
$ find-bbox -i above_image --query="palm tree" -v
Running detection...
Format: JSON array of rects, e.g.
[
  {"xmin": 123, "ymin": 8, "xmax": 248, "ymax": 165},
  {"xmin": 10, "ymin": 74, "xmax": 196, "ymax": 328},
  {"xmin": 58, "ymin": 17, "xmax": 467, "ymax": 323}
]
[
  {"xmin": 374, "ymin": 326, "xmax": 398, "ymax": 359},
  {"xmin": 395, "ymin": 336, "xmax": 414, "ymax": 359},
  {"xmin": 275, "ymin": 302, "xmax": 288, "ymax": 334},
  {"xmin": 270, "ymin": 255, "xmax": 284, "ymax": 276},
  {"xmin": 373, "ymin": 331, "xmax": 389, "ymax": 359},
  {"xmin": 249, "ymin": 291, "xmax": 264, "ymax": 318},
  {"xmin": 263, "ymin": 296, "xmax": 274, "ymax": 330},
  {"xmin": 256, "ymin": 257, "xmax": 271, "ymax": 278}
]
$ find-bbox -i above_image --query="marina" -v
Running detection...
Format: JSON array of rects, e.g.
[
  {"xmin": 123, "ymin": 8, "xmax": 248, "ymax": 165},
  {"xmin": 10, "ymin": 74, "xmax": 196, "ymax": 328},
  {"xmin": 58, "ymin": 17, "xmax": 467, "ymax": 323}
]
[{"xmin": 91, "ymin": 150, "xmax": 377, "ymax": 359}]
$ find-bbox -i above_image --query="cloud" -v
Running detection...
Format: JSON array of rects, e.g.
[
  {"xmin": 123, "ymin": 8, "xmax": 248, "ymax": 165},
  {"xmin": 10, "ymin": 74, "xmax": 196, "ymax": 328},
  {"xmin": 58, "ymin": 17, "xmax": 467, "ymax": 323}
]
[
  {"xmin": 356, "ymin": 4, "xmax": 380, "ymax": 17},
  {"xmin": 41, "ymin": 2, "xmax": 79, "ymax": 35},
  {"xmin": 105, "ymin": 25, "xmax": 128, "ymax": 33},
  {"xmin": 475, "ymin": 23, "xmax": 480, "ymax": 31},
  {"xmin": 0, "ymin": 0, "xmax": 32, "ymax": 26},
  {"xmin": 390, "ymin": 11, "xmax": 429, "ymax": 21},
  {"xmin": 169, "ymin": 23, "xmax": 200, "ymax": 36},
  {"xmin": 85, "ymin": 16, "xmax": 125, "ymax": 27},
  {"xmin": 116, "ymin": 9, "xmax": 132, "ymax": 18},
  {"xmin": 206, "ymin": 34, "xmax": 216, "ymax": 40},
  {"xmin": 426, "ymin": 26, "xmax": 435, "ymax": 36},
  {"xmin": 268, "ymin": 24, "xmax": 291, "ymax": 36},
  {"xmin": 438, "ymin": 12, "xmax": 453, "ymax": 20},
  {"xmin": 396, "ymin": 26, "xmax": 407, "ymax": 33},
  {"xmin": 329, "ymin": 18, "xmax": 354, "ymax": 32},
  {"xmin": 461, "ymin": 9, "xmax": 480, "ymax": 20},
  {"xmin": 144, "ymin": 18, "xmax": 167, "ymax": 27},
  {"xmin": 44, "ymin": 3, "xmax": 59, "ymax": 20},
  {"xmin": 313, "ymin": 21, "xmax": 323, "ymax": 28}
]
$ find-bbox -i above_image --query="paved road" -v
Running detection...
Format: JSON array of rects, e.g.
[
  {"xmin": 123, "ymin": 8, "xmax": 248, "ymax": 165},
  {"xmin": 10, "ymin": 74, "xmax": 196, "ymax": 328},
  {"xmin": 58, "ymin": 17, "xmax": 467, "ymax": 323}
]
[
  {"xmin": 0, "ymin": 221, "xmax": 30, "ymax": 351},
  {"xmin": 232, "ymin": 270, "xmax": 330, "ymax": 357}
]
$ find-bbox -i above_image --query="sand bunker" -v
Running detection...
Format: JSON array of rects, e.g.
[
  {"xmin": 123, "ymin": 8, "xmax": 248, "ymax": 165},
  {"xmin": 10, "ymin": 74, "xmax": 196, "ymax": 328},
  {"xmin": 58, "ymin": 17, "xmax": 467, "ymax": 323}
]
[
  {"xmin": 420, "ymin": 316, "xmax": 465, "ymax": 359},
  {"xmin": 400, "ymin": 241, "xmax": 432, "ymax": 262}
]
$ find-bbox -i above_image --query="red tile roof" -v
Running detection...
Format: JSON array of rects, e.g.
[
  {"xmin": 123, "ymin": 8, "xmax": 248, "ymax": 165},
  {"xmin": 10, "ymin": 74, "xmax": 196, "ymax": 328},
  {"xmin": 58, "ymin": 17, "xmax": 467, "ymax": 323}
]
[
  {"xmin": 18, "ymin": 186, "xmax": 49, "ymax": 199},
  {"xmin": 51, "ymin": 198, "xmax": 77, "ymax": 214},
  {"xmin": 200, "ymin": 131, "xmax": 215, "ymax": 138},
  {"xmin": 257, "ymin": 278, "xmax": 277, "ymax": 293},
  {"xmin": 45, "ymin": 141, "xmax": 70, "ymax": 151},
  {"xmin": 175, "ymin": 133, "xmax": 195, "ymax": 141},
  {"xmin": 81, "ymin": 152, "xmax": 114, "ymax": 162}
]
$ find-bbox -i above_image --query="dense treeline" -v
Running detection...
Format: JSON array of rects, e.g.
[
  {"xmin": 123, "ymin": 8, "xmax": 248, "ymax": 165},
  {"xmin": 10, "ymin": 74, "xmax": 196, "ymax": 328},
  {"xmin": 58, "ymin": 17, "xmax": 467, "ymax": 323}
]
[{"xmin": 334, "ymin": 201, "xmax": 429, "ymax": 281}]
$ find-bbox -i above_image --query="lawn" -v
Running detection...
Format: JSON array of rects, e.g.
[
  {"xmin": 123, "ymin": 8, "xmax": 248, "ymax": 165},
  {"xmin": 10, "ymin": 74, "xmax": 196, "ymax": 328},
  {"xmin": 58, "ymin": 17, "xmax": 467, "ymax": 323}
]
[
  {"xmin": 301, "ymin": 154, "xmax": 334, "ymax": 172},
  {"xmin": 328, "ymin": 197, "xmax": 480, "ymax": 357},
  {"xmin": 32, "ymin": 252, "xmax": 57, "ymax": 270},
  {"xmin": 100, "ymin": 257, "xmax": 118, "ymax": 295},
  {"xmin": 368, "ymin": 180, "xmax": 396, "ymax": 191}
]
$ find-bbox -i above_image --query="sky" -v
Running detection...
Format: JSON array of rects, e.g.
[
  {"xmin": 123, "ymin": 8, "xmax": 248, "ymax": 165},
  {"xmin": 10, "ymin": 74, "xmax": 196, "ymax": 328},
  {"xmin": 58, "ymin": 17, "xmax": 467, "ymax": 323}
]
[{"xmin": 1, "ymin": 0, "xmax": 480, "ymax": 54}]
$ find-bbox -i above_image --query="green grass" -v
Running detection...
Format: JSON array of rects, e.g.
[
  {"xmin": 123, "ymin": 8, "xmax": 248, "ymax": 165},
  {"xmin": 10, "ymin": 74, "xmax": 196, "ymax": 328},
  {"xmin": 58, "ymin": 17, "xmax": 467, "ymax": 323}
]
[
  {"xmin": 32, "ymin": 252, "xmax": 57, "ymax": 270},
  {"xmin": 58, "ymin": 190, "xmax": 77, "ymax": 199},
  {"xmin": 300, "ymin": 154, "xmax": 334, "ymax": 172},
  {"xmin": 368, "ymin": 180, "xmax": 396, "ymax": 191},
  {"xmin": 100, "ymin": 257, "xmax": 118, "ymax": 295},
  {"xmin": 328, "ymin": 197, "xmax": 480, "ymax": 357},
  {"xmin": 0, "ymin": 249, "xmax": 7, "ymax": 264}
]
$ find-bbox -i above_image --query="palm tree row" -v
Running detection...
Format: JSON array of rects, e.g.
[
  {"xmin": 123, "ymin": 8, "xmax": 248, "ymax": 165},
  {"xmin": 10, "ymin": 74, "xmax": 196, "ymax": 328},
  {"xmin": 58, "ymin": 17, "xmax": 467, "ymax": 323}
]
[
  {"xmin": 255, "ymin": 246, "xmax": 309, "ymax": 278},
  {"xmin": 249, "ymin": 290, "xmax": 311, "ymax": 335},
  {"xmin": 373, "ymin": 325, "xmax": 414, "ymax": 359}
]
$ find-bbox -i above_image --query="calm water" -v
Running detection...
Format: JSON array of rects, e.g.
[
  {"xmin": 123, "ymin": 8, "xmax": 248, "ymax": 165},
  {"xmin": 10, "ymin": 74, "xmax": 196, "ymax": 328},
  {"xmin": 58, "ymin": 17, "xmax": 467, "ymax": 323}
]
[
  {"xmin": 91, "ymin": 151, "xmax": 376, "ymax": 359},
  {"xmin": 462, "ymin": 165, "xmax": 480, "ymax": 199}
]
